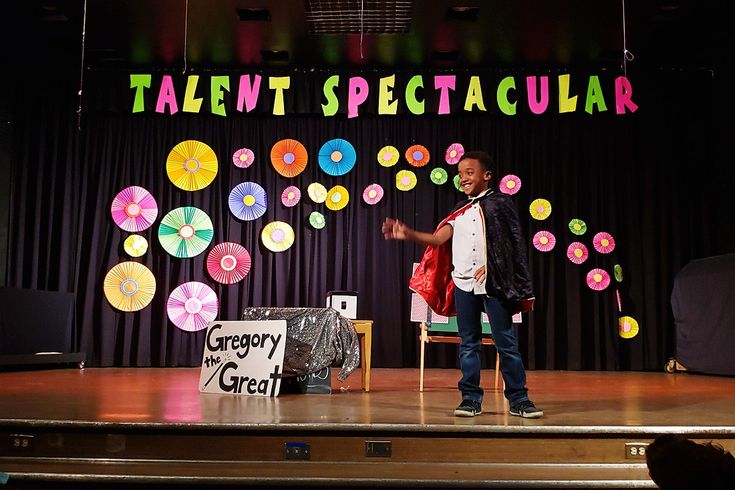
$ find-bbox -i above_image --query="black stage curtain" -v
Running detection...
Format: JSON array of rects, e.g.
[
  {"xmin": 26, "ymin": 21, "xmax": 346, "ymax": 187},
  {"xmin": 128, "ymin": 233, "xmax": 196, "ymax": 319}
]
[{"xmin": 4, "ymin": 68, "xmax": 732, "ymax": 371}]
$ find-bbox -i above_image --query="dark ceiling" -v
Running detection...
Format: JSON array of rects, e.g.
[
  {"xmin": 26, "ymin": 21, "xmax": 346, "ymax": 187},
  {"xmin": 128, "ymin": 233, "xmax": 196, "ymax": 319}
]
[{"xmin": 8, "ymin": 0, "xmax": 734, "ymax": 72}]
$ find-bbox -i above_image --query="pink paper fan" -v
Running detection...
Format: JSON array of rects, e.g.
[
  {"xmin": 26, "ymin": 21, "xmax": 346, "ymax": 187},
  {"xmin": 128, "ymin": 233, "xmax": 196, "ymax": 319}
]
[
  {"xmin": 586, "ymin": 268, "xmax": 611, "ymax": 291},
  {"xmin": 566, "ymin": 242, "xmax": 589, "ymax": 264},
  {"xmin": 281, "ymin": 186, "xmax": 301, "ymax": 207},
  {"xmin": 232, "ymin": 148, "xmax": 254, "ymax": 168},
  {"xmin": 111, "ymin": 186, "xmax": 158, "ymax": 232},
  {"xmin": 593, "ymin": 231, "xmax": 616, "ymax": 254},
  {"xmin": 206, "ymin": 242, "xmax": 251, "ymax": 284},
  {"xmin": 445, "ymin": 143, "xmax": 465, "ymax": 165},
  {"xmin": 616, "ymin": 289, "xmax": 622, "ymax": 312},
  {"xmin": 167, "ymin": 281, "xmax": 219, "ymax": 332},
  {"xmin": 362, "ymin": 183, "xmax": 384, "ymax": 205},
  {"xmin": 532, "ymin": 230, "xmax": 556, "ymax": 252},
  {"xmin": 499, "ymin": 174, "xmax": 522, "ymax": 195}
]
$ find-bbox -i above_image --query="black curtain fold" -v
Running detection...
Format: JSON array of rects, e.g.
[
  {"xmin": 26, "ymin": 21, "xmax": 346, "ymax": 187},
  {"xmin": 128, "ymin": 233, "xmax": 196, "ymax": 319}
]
[{"xmin": 5, "ymin": 68, "xmax": 732, "ymax": 372}]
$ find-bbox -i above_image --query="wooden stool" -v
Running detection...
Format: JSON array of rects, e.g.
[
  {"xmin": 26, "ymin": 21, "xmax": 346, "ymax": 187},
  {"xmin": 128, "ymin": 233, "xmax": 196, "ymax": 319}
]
[{"xmin": 351, "ymin": 320, "xmax": 373, "ymax": 392}]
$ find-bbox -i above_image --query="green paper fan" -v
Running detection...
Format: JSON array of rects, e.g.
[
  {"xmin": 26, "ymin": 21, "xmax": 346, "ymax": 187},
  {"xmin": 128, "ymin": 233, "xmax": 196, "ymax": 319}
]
[
  {"xmin": 158, "ymin": 206, "xmax": 214, "ymax": 258},
  {"xmin": 430, "ymin": 167, "xmax": 448, "ymax": 185},
  {"xmin": 614, "ymin": 264, "xmax": 624, "ymax": 282},
  {"xmin": 309, "ymin": 211, "xmax": 326, "ymax": 229},
  {"xmin": 568, "ymin": 218, "xmax": 587, "ymax": 235},
  {"xmin": 453, "ymin": 174, "xmax": 462, "ymax": 191}
]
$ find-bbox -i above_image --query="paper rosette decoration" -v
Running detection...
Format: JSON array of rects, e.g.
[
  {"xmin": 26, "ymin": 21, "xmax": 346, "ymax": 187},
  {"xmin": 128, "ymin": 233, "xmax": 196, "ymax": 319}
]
[
  {"xmin": 405, "ymin": 145, "xmax": 430, "ymax": 167},
  {"xmin": 326, "ymin": 185, "xmax": 349, "ymax": 211},
  {"xmin": 377, "ymin": 145, "xmax": 399, "ymax": 167},
  {"xmin": 529, "ymin": 198, "xmax": 552, "ymax": 220},
  {"xmin": 281, "ymin": 186, "xmax": 301, "ymax": 207},
  {"xmin": 532, "ymin": 230, "xmax": 556, "ymax": 252},
  {"xmin": 318, "ymin": 138, "xmax": 356, "ymax": 176},
  {"xmin": 111, "ymin": 186, "xmax": 158, "ymax": 232},
  {"xmin": 158, "ymin": 206, "xmax": 214, "ymax": 258},
  {"xmin": 430, "ymin": 168, "xmax": 448, "ymax": 185},
  {"xmin": 271, "ymin": 139, "xmax": 308, "ymax": 177},
  {"xmin": 309, "ymin": 211, "xmax": 326, "ymax": 229},
  {"xmin": 206, "ymin": 242, "xmax": 251, "ymax": 284},
  {"xmin": 261, "ymin": 221, "xmax": 295, "ymax": 252},
  {"xmin": 593, "ymin": 231, "xmax": 616, "ymax": 254},
  {"xmin": 167, "ymin": 281, "xmax": 218, "ymax": 332},
  {"xmin": 124, "ymin": 234, "xmax": 148, "ymax": 257},
  {"xmin": 362, "ymin": 184, "xmax": 384, "ymax": 205},
  {"xmin": 103, "ymin": 262, "xmax": 156, "ymax": 312},
  {"xmin": 614, "ymin": 264, "xmax": 624, "ymax": 282},
  {"xmin": 616, "ymin": 289, "xmax": 623, "ymax": 312},
  {"xmin": 568, "ymin": 218, "xmax": 587, "ymax": 235},
  {"xmin": 499, "ymin": 175, "xmax": 522, "ymax": 195},
  {"xmin": 232, "ymin": 147, "xmax": 254, "ymax": 168},
  {"xmin": 618, "ymin": 316, "xmax": 639, "ymax": 339},
  {"xmin": 453, "ymin": 174, "xmax": 462, "ymax": 191},
  {"xmin": 586, "ymin": 268, "xmax": 611, "ymax": 291},
  {"xmin": 166, "ymin": 140, "xmax": 218, "ymax": 191},
  {"xmin": 396, "ymin": 170, "xmax": 417, "ymax": 191},
  {"xmin": 307, "ymin": 182, "xmax": 328, "ymax": 203},
  {"xmin": 567, "ymin": 242, "xmax": 589, "ymax": 264},
  {"xmin": 445, "ymin": 143, "xmax": 464, "ymax": 165},
  {"xmin": 229, "ymin": 182, "xmax": 267, "ymax": 221}
]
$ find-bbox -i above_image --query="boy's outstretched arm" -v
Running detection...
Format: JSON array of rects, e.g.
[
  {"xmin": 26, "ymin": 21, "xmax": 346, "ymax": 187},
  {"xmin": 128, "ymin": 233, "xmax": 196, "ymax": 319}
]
[{"xmin": 382, "ymin": 218, "xmax": 452, "ymax": 247}]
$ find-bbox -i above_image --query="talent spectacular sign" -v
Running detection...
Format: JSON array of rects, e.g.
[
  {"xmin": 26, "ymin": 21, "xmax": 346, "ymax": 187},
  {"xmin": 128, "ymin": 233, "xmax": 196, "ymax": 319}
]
[{"xmin": 129, "ymin": 71, "xmax": 638, "ymax": 117}]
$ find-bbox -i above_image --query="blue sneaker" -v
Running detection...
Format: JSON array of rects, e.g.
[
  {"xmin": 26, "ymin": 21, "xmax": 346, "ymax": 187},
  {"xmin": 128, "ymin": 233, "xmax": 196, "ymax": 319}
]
[
  {"xmin": 509, "ymin": 400, "xmax": 543, "ymax": 418},
  {"xmin": 454, "ymin": 399, "xmax": 482, "ymax": 417}
]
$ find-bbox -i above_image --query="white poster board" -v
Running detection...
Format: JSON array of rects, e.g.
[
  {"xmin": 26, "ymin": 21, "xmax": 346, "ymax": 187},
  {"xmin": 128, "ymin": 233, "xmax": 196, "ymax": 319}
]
[{"xmin": 199, "ymin": 320, "xmax": 286, "ymax": 397}]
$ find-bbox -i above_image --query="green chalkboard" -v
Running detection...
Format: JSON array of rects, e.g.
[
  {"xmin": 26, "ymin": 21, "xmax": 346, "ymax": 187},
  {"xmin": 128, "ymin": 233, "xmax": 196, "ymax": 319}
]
[{"xmin": 427, "ymin": 316, "xmax": 492, "ymax": 335}]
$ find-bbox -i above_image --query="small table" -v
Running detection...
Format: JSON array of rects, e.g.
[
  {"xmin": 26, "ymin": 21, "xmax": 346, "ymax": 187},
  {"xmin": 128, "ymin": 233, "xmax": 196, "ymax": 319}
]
[{"xmin": 351, "ymin": 320, "xmax": 373, "ymax": 392}]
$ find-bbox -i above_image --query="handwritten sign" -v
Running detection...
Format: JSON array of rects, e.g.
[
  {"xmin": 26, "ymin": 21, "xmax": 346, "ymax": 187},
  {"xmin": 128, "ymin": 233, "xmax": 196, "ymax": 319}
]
[{"xmin": 199, "ymin": 320, "xmax": 286, "ymax": 397}]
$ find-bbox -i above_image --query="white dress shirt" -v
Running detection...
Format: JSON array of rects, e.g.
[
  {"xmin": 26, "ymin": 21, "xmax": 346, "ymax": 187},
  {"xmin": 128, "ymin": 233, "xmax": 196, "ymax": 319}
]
[{"xmin": 448, "ymin": 190, "xmax": 490, "ymax": 294}]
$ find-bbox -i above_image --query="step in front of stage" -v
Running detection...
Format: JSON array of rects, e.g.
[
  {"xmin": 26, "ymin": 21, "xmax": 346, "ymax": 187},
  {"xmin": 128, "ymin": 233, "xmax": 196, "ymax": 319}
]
[
  {"xmin": 3, "ymin": 368, "xmax": 735, "ymax": 488},
  {"xmin": 4, "ymin": 422, "xmax": 723, "ymax": 488}
]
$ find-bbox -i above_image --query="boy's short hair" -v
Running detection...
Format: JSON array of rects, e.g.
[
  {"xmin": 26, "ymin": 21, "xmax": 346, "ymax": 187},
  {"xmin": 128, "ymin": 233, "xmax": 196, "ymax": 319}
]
[{"xmin": 461, "ymin": 151, "xmax": 494, "ymax": 175}]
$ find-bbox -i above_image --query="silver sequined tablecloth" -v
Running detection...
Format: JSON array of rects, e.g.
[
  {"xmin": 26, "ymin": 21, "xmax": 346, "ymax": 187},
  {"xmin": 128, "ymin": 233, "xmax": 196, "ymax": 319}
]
[{"xmin": 241, "ymin": 307, "xmax": 360, "ymax": 381}]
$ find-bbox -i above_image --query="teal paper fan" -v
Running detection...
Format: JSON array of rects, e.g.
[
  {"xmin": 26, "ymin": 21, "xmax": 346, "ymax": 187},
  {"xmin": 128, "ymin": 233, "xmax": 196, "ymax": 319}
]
[{"xmin": 158, "ymin": 207, "xmax": 214, "ymax": 258}]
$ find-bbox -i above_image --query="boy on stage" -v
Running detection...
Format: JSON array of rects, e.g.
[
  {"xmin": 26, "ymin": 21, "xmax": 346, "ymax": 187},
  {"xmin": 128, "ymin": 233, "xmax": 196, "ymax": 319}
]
[{"xmin": 382, "ymin": 151, "xmax": 542, "ymax": 418}]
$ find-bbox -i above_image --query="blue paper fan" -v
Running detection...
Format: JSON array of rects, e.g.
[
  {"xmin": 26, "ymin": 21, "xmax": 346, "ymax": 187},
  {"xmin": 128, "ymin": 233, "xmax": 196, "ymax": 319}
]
[
  {"xmin": 228, "ymin": 182, "xmax": 267, "ymax": 221},
  {"xmin": 318, "ymin": 138, "xmax": 356, "ymax": 176}
]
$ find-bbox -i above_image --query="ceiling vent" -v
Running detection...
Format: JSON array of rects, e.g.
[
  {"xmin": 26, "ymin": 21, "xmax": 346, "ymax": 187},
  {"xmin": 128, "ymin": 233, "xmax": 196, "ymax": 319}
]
[{"xmin": 305, "ymin": 0, "xmax": 413, "ymax": 34}]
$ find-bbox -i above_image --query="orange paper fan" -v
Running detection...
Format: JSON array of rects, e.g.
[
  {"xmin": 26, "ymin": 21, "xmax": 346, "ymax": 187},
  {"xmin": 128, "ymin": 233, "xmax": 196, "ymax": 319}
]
[
  {"xmin": 270, "ymin": 139, "xmax": 308, "ymax": 177},
  {"xmin": 405, "ymin": 145, "xmax": 430, "ymax": 167}
]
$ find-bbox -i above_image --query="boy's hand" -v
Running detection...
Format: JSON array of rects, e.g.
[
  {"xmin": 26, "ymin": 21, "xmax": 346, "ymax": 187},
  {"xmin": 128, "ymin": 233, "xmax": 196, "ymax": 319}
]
[
  {"xmin": 382, "ymin": 218, "xmax": 410, "ymax": 240},
  {"xmin": 474, "ymin": 265, "xmax": 486, "ymax": 283}
]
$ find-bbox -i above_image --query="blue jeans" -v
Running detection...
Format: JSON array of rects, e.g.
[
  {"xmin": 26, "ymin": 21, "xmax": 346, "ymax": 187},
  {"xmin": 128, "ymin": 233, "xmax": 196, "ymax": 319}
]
[{"xmin": 454, "ymin": 287, "xmax": 529, "ymax": 405}]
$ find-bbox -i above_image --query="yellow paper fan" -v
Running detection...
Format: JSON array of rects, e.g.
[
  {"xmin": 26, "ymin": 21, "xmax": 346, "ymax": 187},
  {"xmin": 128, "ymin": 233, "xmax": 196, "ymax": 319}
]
[
  {"xmin": 307, "ymin": 182, "xmax": 328, "ymax": 203},
  {"xmin": 261, "ymin": 221, "xmax": 295, "ymax": 252},
  {"xmin": 396, "ymin": 170, "xmax": 417, "ymax": 191},
  {"xmin": 166, "ymin": 140, "xmax": 219, "ymax": 191},
  {"xmin": 618, "ymin": 316, "xmax": 639, "ymax": 339},
  {"xmin": 103, "ymin": 261, "xmax": 156, "ymax": 312},
  {"xmin": 529, "ymin": 198, "xmax": 552, "ymax": 220},
  {"xmin": 377, "ymin": 145, "xmax": 399, "ymax": 167},
  {"xmin": 326, "ymin": 185, "xmax": 349, "ymax": 211},
  {"xmin": 124, "ymin": 234, "xmax": 148, "ymax": 257}
]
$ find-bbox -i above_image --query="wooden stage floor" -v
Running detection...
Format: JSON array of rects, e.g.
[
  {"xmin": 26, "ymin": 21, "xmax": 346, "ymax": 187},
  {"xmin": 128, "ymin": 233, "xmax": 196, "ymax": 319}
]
[{"xmin": 1, "ymin": 367, "xmax": 734, "ymax": 488}]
